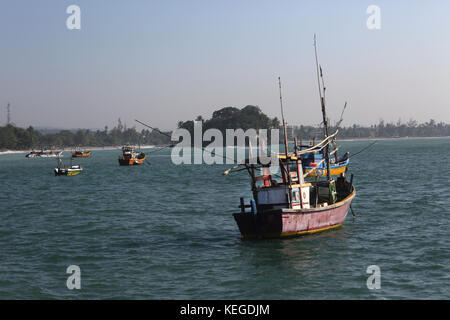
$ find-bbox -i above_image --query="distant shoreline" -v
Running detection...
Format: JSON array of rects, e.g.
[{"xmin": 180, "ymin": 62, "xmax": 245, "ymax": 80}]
[
  {"xmin": 0, "ymin": 145, "xmax": 158, "ymax": 155},
  {"xmin": 290, "ymin": 135, "xmax": 450, "ymax": 143},
  {"xmin": 336, "ymin": 135, "xmax": 450, "ymax": 142},
  {"xmin": 1, "ymin": 136, "xmax": 449, "ymax": 155}
]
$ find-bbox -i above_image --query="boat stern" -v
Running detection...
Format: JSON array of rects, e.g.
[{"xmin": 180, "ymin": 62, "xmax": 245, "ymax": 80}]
[{"xmin": 233, "ymin": 211, "xmax": 283, "ymax": 239}]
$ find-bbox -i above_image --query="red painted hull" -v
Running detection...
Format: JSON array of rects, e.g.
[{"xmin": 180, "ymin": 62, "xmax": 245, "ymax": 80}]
[
  {"xmin": 118, "ymin": 153, "xmax": 146, "ymax": 166},
  {"xmin": 71, "ymin": 151, "xmax": 91, "ymax": 158},
  {"xmin": 233, "ymin": 189, "xmax": 355, "ymax": 239},
  {"xmin": 118, "ymin": 158, "xmax": 145, "ymax": 166}
]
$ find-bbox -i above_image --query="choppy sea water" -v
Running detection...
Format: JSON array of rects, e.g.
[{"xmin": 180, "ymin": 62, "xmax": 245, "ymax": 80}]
[{"xmin": 0, "ymin": 138, "xmax": 449, "ymax": 299}]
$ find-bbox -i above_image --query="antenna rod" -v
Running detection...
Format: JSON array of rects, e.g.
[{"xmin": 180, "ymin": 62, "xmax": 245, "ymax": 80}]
[
  {"xmin": 336, "ymin": 101, "xmax": 347, "ymax": 128},
  {"xmin": 313, "ymin": 35, "xmax": 331, "ymax": 181},
  {"xmin": 278, "ymin": 77, "xmax": 286, "ymax": 125},
  {"xmin": 278, "ymin": 77, "xmax": 289, "ymax": 157},
  {"xmin": 278, "ymin": 77, "xmax": 292, "ymax": 192},
  {"xmin": 314, "ymin": 35, "xmax": 323, "ymax": 111},
  {"xmin": 7, "ymin": 102, "xmax": 11, "ymax": 125}
]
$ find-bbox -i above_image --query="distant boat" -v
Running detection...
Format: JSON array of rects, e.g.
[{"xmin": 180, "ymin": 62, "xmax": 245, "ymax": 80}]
[
  {"xmin": 71, "ymin": 149, "xmax": 91, "ymax": 158},
  {"xmin": 25, "ymin": 150, "xmax": 41, "ymax": 158},
  {"xmin": 299, "ymin": 148, "xmax": 349, "ymax": 177},
  {"xmin": 118, "ymin": 146, "xmax": 146, "ymax": 166},
  {"xmin": 54, "ymin": 156, "xmax": 83, "ymax": 176},
  {"xmin": 26, "ymin": 149, "xmax": 63, "ymax": 158}
]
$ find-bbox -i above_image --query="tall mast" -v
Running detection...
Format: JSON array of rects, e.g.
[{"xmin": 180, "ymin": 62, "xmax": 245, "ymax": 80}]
[
  {"xmin": 313, "ymin": 35, "xmax": 331, "ymax": 181},
  {"xmin": 7, "ymin": 103, "xmax": 11, "ymax": 125},
  {"xmin": 278, "ymin": 77, "xmax": 293, "ymax": 208},
  {"xmin": 278, "ymin": 77, "xmax": 294, "ymax": 189},
  {"xmin": 278, "ymin": 77, "xmax": 289, "ymax": 156},
  {"xmin": 279, "ymin": 77, "xmax": 291, "ymax": 162}
]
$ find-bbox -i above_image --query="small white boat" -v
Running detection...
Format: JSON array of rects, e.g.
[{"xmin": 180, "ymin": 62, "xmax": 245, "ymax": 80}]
[{"xmin": 26, "ymin": 150, "xmax": 63, "ymax": 158}]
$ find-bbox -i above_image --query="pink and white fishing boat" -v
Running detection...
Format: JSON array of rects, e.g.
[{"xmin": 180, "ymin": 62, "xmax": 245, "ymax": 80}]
[{"xmin": 229, "ymin": 36, "xmax": 356, "ymax": 239}]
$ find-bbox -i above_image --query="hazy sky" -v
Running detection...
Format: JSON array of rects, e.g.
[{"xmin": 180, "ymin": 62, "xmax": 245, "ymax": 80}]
[{"xmin": 1, "ymin": 0, "xmax": 449, "ymax": 130}]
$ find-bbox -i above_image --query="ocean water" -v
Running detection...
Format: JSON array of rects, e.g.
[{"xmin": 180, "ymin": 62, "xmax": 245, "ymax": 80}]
[{"xmin": 0, "ymin": 138, "xmax": 449, "ymax": 299}]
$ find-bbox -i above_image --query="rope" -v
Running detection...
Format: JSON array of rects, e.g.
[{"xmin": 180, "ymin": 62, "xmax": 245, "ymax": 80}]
[
  {"xmin": 135, "ymin": 119, "xmax": 238, "ymax": 164},
  {"xmin": 349, "ymin": 141, "xmax": 377, "ymax": 158}
]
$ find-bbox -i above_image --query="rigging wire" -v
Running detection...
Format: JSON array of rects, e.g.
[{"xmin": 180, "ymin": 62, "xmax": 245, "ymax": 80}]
[
  {"xmin": 348, "ymin": 141, "xmax": 377, "ymax": 159},
  {"xmin": 135, "ymin": 119, "xmax": 240, "ymax": 164}
]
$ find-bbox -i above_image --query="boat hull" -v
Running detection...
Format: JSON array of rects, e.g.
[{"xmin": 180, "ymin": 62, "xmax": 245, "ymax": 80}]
[
  {"xmin": 303, "ymin": 161, "xmax": 348, "ymax": 177},
  {"xmin": 27, "ymin": 151, "xmax": 63, "ymax": 158},
  {"xmin": 54, "ymin": 168, "xmax": 83, "ymax": 176},
  {"xmin": 71, "ymin": 151, "xmax": 91, "ymax": 158},
  {"xmin": 233, "ymin": 188, "xmax": 355, "ymax": 239},
  {"xmin": 118, "ymin": 155, "xmax": 146, "ymax": 166}
]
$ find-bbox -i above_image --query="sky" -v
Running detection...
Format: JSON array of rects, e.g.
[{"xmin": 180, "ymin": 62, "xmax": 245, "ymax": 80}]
[{"xmin": 1, "ymin": 0, "xmax": 449, "ymax": 130}]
